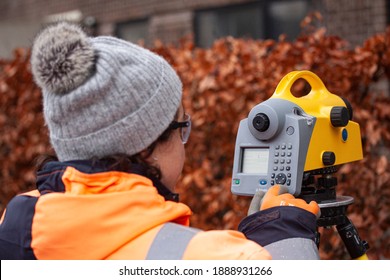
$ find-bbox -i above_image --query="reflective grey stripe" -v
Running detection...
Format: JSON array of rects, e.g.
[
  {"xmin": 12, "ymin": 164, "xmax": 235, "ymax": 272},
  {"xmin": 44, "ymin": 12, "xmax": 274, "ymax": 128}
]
[
  {"xmin": 146, "ymin": 223, "xmax": 200, "ymax": 260},
  {"xmin": 264, "ymin": 238, "xmax": 320, "ymax": 260}
]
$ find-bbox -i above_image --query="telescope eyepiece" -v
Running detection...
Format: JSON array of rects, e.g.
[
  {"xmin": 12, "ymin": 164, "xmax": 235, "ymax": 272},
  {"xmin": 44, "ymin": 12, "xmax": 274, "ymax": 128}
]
[{"xmin": 253, "ymin": 113, "xmax": 270, "ymax": 132}]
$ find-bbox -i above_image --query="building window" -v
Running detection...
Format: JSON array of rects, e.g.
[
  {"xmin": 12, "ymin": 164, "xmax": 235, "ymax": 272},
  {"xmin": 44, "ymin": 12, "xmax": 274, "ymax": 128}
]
[
  {"xmin": 387, "ymin": 0, "xmax": 390, "ymax": 26},
  {"xmin": 116, "ymin": 19, "xmax": 149, "ymax": 45},
  {"xmin": 195, "ymin": 0, "xmax": 311, "ymax": 47}
]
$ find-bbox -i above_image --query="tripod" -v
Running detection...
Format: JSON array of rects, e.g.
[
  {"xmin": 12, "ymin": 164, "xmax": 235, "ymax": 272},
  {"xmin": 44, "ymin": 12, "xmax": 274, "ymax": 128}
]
[{"xmin": 299, "ymin": 167, "xmax": 369, "ymax": 260}]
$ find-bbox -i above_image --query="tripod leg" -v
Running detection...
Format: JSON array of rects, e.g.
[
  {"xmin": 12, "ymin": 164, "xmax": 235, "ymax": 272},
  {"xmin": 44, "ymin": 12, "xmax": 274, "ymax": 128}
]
[
  {"xmin": 336, "ymin": 216, "xmax": 369, "ymax": 259},
  {"xmin": 315, "ymin": 229, "xmax": 321, "ymax": 249}
]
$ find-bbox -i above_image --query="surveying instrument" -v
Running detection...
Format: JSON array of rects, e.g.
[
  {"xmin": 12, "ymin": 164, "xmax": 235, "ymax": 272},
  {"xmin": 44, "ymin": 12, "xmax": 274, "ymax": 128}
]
[{"xmin": 231, "ymin": 70, "xmax": 369, "ymax": 259}]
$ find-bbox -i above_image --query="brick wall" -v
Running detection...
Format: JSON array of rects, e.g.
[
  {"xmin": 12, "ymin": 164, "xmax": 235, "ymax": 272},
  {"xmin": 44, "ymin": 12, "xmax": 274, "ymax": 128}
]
[
  {"xmin": 0, "ymin": 0, "xmax": 388, "ymax": 57},
  {"xmin": 321, "ymin": 0, "xmax": 387, "ymax": 46},
  {"xmin": 0, "ymin": 0, "xmax": 256, "ymax": 57},
  {"xmin": 149, "ymin": 11, "xmax": 194, "ymax": 44},
  {"xmin": 0, "ymin": 0, "xmax": 254, "ymax": 22}
]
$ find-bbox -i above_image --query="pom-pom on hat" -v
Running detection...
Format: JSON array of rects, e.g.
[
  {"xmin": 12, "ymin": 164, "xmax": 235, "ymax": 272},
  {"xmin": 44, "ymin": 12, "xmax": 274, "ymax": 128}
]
[{"xmin": 31, "ymin": 22, "xmax": 182, "ymax": 161}]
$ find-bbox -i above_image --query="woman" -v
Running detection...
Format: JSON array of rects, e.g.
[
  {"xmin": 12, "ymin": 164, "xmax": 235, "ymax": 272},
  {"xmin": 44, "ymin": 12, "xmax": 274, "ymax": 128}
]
[{"xmin": 0, "ymin": 22, "xmax": 319, "ymax": 260}]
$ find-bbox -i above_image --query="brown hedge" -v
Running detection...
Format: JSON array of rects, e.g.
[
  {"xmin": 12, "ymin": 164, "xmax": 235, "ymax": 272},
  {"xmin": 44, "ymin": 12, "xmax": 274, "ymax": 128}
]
[{"xmin": 1, "ymin": 23, "xmax": 389, "ymax": 259}]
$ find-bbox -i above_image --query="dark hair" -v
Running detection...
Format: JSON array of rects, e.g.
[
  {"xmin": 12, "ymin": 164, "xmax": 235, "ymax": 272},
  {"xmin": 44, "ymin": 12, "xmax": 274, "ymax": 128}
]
[{"xmin": 36, "ymin": 112, "xmax": 178, "ymax": 180}]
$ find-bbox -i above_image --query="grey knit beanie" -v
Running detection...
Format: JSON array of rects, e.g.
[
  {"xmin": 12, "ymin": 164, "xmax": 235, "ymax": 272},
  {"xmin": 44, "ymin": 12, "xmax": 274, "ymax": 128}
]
[{"xmin": 31, "ymin": 22, "xmax": 182, "ymax": 161}]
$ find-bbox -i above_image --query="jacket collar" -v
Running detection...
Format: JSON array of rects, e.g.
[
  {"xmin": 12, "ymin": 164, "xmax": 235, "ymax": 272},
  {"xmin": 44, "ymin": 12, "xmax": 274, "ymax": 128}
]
[{"xmin": 36, "ymin": 160, "xmax": 179, "ymax": 202}]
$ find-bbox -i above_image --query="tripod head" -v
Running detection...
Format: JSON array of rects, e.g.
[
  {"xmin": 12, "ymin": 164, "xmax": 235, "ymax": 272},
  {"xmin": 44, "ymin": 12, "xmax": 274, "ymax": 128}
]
[
  {"xmin": 298, "ymin": 166, "xmax": 369, "ymax": 258},
  {"xmin": 299, "ymin": 166, "xmax": 352, "ymax": 227}
]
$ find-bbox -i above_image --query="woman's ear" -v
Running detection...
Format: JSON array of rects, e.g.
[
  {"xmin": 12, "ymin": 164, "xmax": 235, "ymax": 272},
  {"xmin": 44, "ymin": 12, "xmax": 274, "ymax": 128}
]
[{"xmin": 140, "ymin": 148, "xmax": 156, "ymax": 163}]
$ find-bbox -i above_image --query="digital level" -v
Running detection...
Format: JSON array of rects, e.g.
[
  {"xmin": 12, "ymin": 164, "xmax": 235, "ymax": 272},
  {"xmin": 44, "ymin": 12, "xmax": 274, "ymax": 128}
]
[
  {"xmin": 231, "ymin": 70, "xmax": 362, "ymax": 196},
  {"xmin": 231, "ymin": 70, "xmax": 369, "ymax": 259}
]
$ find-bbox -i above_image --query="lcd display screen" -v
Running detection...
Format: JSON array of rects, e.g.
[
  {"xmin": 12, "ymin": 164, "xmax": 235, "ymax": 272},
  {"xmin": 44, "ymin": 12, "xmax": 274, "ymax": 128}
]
[{"xmin": 241, "ymin": 148, "xmax": 269, "ymax": 174}]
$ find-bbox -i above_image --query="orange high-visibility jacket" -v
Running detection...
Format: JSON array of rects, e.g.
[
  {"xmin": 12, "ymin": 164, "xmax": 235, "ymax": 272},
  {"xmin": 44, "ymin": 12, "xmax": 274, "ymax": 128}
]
[{"xmin": 0, "ymin": 161, "xmax": 318, "ymax": 260}]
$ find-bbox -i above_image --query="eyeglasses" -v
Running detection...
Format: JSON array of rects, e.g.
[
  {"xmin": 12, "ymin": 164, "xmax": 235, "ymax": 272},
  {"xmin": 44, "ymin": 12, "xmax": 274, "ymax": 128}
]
[{"xmin": 170, "ymin": 113, "xmax": 191, "ymax": 144}]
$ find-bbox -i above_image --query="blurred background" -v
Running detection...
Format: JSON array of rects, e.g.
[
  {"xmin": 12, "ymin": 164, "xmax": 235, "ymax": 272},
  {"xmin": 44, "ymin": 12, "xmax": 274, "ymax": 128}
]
[
  {"xmin": 0, "ymin": 0, "xmax": 389, "ymax": 260},
  {"xmin": 0, "ymin": 0, "xmax": 388, "ymax": 56}
]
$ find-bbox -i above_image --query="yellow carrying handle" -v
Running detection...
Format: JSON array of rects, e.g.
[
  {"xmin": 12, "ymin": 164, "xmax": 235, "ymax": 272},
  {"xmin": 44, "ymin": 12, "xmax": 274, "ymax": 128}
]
[
  {"xmin": 271, "ymin": 70, "xmax": 345, "ymax": 115},
  {"xmin": 272, "ymin": 70, "xmax": 331, "ymax": 102}
]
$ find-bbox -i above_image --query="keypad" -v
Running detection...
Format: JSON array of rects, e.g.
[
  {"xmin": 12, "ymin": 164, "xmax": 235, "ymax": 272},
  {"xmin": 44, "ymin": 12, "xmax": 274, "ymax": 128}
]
[{"xmin": 271, "ymin": 143, "xmax": 293, "ymax": 186}]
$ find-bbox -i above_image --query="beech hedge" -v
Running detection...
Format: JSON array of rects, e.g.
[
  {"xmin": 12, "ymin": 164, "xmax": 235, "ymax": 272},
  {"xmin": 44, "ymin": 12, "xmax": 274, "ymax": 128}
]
[{"xmin": 1, "ymin": 22, "xmax": 389, "ymax": 259}]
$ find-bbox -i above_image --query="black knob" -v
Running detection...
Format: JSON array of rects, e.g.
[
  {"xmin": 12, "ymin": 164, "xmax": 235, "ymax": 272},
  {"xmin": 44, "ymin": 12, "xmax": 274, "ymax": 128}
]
[
  {"xmin": 322, "ymin": 151, "xmax": 336, "ymax": 166},
  {"xmin": 341, "ymin": 97, "xmax": 353, "ymax": 120},
  {"xmin": 253, "ymin": 113, "xmax": 270, "ymax": 132},
  {"xmin": 330, "ymin": 106, "xmax": 349, "ymax": 127}
]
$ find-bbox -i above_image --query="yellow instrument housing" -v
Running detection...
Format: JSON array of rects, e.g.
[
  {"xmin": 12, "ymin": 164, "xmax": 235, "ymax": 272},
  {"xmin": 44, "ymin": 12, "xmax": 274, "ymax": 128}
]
[{"xmin": 272, "ymin": 70, "xmax": 363, "ymax": 171}]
